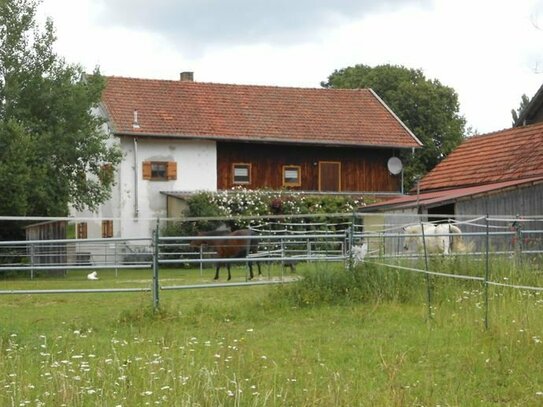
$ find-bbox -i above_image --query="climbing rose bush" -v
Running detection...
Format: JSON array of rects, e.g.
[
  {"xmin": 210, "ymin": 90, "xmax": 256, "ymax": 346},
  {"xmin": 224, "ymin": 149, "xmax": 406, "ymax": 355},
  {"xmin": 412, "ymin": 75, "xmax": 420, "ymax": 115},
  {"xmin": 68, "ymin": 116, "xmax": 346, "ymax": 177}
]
[
  {"xmin": 185, "ymin": 187, "xmax": 367, "ymax": 227},
  {"xmin": 161, "ymin": 187, "xmax": 372, "ymax": 242}
]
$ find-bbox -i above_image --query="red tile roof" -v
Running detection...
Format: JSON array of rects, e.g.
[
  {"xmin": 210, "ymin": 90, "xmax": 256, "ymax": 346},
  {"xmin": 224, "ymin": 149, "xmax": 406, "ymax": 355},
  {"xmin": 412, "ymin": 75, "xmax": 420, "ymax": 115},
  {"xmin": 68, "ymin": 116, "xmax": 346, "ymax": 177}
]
[
  {"xmin": 101, "ymin": 76, "xmax": 422, "ymax": 148},
  {"xmin": 418, "ymin": 122, "xmax": 543, "ymax": 192}
]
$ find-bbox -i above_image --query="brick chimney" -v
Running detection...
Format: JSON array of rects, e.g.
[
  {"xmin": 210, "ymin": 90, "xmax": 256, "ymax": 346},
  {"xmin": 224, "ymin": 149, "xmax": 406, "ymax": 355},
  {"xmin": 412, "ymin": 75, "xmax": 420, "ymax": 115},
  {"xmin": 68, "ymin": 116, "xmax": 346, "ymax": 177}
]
[{"xmin": 180, "ymin": 71, "xmax": 194, "ymax": 82}]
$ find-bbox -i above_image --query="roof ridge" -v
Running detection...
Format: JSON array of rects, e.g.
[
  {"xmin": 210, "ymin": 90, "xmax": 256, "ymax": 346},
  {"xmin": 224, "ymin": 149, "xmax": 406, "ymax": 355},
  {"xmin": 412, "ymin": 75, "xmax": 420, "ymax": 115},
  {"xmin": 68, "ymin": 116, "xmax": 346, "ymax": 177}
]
[
  {"xmin": 469, "ymin": 120, "xmax": 543, "ymax": 139},
  {"xmin": 104, "ymin": 75, "xmax": 374, "ymax": 93}
]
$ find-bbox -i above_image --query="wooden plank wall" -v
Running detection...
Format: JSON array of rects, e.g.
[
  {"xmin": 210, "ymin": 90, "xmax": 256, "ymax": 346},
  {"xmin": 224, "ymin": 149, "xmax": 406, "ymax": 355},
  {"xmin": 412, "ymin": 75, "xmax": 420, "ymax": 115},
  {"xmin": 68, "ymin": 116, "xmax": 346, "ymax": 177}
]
[
  {"xmin": 25, "ymin": 221, "xmax": 67, "ymax": 275},
  {"xmin": 217, "ymin": 142, "xmax": 401, "ymax": 192},
  {"xmin": 455, "ymin": 182, "xmax": 543, "ymax": 251}
]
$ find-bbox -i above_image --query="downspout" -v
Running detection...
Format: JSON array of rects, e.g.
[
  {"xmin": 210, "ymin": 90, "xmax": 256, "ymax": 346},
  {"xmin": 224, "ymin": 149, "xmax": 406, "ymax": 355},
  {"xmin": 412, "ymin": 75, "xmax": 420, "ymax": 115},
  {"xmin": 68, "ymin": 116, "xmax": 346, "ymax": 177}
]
[{"xmin": 134, "ymin": 137, "xmax": 139, "ymax": 219}]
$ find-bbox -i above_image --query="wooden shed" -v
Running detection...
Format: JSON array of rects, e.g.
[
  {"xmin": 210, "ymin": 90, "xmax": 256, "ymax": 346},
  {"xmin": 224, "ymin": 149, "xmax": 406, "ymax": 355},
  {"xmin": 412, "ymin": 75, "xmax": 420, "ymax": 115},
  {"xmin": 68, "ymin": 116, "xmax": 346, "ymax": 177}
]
[{"xmin": 24, "ymin": 220, "xmax": 67, "ymax": 276}]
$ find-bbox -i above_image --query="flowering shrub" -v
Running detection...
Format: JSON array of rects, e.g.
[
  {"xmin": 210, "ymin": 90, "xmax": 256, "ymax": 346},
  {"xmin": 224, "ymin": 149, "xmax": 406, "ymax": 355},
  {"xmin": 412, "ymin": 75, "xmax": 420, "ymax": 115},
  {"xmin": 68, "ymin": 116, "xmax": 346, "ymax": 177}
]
[
  {"xmin": 162, "ymin": 187, "xmax": 372, "ymax": 239},
  {"xmin": 180, "ymin": 187, "xmax": 368, "ymax": 229}
]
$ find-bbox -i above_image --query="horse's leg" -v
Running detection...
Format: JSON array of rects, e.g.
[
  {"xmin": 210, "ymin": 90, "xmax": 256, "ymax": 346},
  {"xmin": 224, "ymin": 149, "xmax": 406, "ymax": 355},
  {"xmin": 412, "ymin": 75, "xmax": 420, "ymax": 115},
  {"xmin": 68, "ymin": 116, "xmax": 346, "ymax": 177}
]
[
  {"xmin": 248, "ymin": 260, "xmax": 254, "ymax": 280},
  {"xmin": 443, "ymin": 236, "xmax": 450, "ymax": 255},
  {"xmin": 227, "ymin": 263, "xmax": 231, "ymax": 281},
  {"xmin": 214, "ymin": 263, "xmax": 220, "ymax": 280}
]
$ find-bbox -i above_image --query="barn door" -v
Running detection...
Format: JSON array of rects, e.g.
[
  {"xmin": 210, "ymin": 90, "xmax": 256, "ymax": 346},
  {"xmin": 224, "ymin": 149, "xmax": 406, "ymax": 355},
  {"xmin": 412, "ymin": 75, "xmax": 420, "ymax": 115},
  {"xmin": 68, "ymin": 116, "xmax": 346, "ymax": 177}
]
[{"xmin": 318, "ymin": 161, "xmax": 341, "ymax": 192}]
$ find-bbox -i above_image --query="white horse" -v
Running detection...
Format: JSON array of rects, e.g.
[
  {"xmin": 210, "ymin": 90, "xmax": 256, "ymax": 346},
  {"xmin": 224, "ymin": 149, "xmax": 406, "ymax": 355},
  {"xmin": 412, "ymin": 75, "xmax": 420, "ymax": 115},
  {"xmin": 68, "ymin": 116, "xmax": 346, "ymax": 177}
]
[{"xmin": 402, "ymin": 223, "xmax": 469, "ymax": 255}]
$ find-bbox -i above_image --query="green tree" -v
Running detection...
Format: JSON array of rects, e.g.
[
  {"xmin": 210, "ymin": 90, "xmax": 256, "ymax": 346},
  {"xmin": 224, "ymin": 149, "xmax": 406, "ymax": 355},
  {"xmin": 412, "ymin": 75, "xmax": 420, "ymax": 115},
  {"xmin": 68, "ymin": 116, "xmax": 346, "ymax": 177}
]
[
  {"xmin": 0, "ymin": 0, "xmax": 121, "ymax": 237},
  {"xmin": 322, "ymin": 64, "xmax": 466, "ymax": 188},
  {"xmin": 511, "ymin": 93, "xmax": 530, "ymax": 126}
]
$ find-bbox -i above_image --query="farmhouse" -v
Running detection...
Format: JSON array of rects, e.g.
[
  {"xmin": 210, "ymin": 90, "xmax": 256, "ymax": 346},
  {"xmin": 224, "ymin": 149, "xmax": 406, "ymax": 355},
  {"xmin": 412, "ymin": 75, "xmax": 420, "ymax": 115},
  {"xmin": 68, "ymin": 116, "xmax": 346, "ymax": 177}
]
[{"xmin": 75, "ymin": 72, "xmax": 422, "ymax": 238}]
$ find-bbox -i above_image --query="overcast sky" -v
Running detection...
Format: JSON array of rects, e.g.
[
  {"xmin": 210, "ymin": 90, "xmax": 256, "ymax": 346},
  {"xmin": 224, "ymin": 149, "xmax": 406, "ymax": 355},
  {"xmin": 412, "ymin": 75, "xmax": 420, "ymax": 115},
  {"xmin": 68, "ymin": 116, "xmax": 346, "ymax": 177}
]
[{"xmin": 39, "ymin": 0, "xmax": 543, "ymax": 134}]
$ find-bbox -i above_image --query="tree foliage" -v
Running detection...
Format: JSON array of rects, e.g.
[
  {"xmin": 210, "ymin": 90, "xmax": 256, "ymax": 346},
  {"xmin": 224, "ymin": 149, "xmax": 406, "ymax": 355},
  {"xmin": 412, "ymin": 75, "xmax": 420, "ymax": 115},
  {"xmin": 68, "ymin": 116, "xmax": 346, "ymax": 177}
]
[
  {"xmin": 322, "ymin": 64, "xmax": 466, "ymax": 188},
  {"xmin": 0, "ymin": 0, "xmax": 121, "ymax": 231},
  {"xmin": 511, "ymin": 93, "xmax": 530, "ymax": 126}
]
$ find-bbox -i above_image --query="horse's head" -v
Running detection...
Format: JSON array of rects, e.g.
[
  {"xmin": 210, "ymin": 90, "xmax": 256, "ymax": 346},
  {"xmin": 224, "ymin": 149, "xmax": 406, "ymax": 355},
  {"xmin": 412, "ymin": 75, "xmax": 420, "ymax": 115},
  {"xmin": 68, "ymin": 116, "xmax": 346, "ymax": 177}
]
[
  {"xmin": 189, "ymin": 231, "xmax": 208, "ymax": 249},
  {"xmin": 402, "ymin": 225, "xmax": 421, "ymax": 251}
]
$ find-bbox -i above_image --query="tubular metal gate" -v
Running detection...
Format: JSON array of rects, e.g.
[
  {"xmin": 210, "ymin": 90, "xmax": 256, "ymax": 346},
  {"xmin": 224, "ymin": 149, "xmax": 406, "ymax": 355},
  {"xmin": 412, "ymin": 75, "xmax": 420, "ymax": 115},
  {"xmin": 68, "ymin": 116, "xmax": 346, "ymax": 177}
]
[{"xmin": 0, "ymin": 226, "xmax": 355, "ymax": 308}]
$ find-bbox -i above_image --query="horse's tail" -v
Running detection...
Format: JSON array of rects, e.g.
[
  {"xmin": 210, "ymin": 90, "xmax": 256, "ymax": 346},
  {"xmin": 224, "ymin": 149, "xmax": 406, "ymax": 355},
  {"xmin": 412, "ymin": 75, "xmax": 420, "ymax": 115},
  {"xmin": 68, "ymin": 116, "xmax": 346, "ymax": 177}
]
[{"xmin": 449, "ymin": 224, "xmax": 473, "ymax": 253}]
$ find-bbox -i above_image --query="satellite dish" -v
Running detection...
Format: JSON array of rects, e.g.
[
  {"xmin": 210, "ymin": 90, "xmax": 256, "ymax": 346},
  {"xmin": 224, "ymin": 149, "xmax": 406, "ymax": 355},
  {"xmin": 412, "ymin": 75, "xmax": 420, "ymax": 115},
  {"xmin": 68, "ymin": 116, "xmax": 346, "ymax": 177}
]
[{"xmin": 387, "ymin": 157, "xmax": 403, "ymax": 175}]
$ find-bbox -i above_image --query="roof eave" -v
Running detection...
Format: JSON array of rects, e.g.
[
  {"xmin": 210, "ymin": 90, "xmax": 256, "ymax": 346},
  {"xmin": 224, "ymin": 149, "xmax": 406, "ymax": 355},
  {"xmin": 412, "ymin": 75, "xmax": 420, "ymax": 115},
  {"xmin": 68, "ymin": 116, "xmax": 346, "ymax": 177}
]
[
  {"xmin": 363, "ymin": 177, "xmax": 543, "ymax": 212},
  {"xmin": 112, "ymin": 131, "xmax": 421, "ymax": 149},
  {"xmin": 368, "ymin": 88, "xmax": 423, "ymax": 147}
]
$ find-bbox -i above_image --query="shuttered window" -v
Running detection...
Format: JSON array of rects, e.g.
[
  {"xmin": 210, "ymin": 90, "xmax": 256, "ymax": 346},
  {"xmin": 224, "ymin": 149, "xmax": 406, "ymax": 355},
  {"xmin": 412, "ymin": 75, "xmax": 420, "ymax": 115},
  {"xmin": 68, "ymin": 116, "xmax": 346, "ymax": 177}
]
[
  {"xmin": 233, "ymin": 163, "xmax": 251, "ymax": 184},
  {"xmin": 101, "ymin": 220, "xmax": 113, "ymax": 238},
  {"xmin": 77, "ymin": 222, "xmax": 88, "ymax": 239},
  {"xmin": 282, "ymin": 165, "xmax": 301, "ymax": 187},
  {"xmin": 142, "ymin": 161, "xmax": 177, "ymax": 180}
]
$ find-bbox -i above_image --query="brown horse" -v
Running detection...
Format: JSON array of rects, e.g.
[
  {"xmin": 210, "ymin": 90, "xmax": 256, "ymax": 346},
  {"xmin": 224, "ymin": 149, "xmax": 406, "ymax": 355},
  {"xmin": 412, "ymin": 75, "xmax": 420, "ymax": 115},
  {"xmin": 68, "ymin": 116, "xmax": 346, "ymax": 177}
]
[{"xmin": 190, "ymin": 229, "xmax": 261, "ymax": 281}]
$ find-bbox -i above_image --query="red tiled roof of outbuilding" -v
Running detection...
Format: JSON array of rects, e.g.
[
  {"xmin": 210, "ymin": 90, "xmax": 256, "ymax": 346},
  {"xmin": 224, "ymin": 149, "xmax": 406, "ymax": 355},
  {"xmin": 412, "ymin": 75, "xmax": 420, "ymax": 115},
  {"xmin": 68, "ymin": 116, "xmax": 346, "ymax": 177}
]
[
  {"xmin": 418, "ymin": 122, "xmax": 543, "ymax": 192},
  {"xmin": 101, "ymin": 76, "xmax": 422, "ymax": 148}
]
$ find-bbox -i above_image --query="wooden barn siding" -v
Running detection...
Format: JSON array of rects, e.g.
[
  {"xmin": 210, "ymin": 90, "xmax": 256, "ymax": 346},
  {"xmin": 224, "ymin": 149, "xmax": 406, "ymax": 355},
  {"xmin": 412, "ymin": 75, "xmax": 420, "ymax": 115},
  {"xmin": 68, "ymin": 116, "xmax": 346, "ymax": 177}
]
[
  {"xmin": 217, "ymin": 142, "xmax": 400, "ymax": 192},
  {"xmin": 456, "ymin": 183, "xmax": 543, "ymax": 217},
  {"xmin": 25, "ymin": 221, "xmax": 67, "ymax": 275},
  {"xmin": 456, "ymin": 183, "xmax": 543, "ymax": 251}
]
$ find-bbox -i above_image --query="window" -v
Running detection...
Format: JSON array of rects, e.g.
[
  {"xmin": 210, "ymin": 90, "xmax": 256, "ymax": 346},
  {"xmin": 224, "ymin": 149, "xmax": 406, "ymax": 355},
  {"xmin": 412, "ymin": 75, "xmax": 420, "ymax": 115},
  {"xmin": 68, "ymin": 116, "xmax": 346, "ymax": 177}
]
[
  {"xmin": 101, "ymin": 220, "xmax": 113, "ymax": 238},
  {"xmin": 282, "ymin": 165, "xmax": 301, "ymax": 187},
  {"xmin": 77, "ymin": 222, "xmax": 88, "ymax": 239},
  {"xmin": 142, "ymin": 161, "xmax": 177, "ymax": 180},
  {"xmin": 233, "ymin": 163, "xmax": 251, "ymax": 184}
]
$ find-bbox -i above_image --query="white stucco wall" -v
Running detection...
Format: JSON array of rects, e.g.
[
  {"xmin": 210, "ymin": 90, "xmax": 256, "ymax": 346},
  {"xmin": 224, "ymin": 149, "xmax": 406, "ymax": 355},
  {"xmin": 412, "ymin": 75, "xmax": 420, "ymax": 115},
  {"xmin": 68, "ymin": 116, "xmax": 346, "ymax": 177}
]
[
  {"xmin": 73, "ymin": 130, "xmax": 217, "ymax": 239},
  {"xmin": 118, "ymin": 137, "xmax": 217, "ymax": 238}
]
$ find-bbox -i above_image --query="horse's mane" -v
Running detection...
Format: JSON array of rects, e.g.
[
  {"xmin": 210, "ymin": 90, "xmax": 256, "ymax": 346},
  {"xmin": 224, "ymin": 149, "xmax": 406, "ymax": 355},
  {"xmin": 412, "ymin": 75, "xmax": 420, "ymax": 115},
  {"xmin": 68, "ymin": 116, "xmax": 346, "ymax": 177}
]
[
  {"xmin": 198, "ymin": 228, "xmax": 257, "ymax": 237},
  {"xmin": 198, "ymin": 229, "xmax": 232, "ymax": 237}
]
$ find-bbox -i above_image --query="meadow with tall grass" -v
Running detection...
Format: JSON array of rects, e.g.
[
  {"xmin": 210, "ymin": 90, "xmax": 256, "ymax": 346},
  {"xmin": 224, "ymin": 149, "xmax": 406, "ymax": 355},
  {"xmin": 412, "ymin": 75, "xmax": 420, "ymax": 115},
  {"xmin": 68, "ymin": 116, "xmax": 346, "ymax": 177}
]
[{"xmin": 2, "ymin": 256, "xmax": 543, "ymax": 406}]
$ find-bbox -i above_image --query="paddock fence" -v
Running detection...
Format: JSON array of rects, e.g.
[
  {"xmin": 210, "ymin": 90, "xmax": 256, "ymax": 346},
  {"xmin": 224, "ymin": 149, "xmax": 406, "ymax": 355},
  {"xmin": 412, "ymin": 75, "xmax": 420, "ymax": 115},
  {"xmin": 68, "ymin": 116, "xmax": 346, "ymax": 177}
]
[
  {"xmin": 2, "ymin": 213, "xmax": 543, "ymax": 324},
  {"xmin": 0, "ymin": 214, "xmax": 358, "ymax": 303}
]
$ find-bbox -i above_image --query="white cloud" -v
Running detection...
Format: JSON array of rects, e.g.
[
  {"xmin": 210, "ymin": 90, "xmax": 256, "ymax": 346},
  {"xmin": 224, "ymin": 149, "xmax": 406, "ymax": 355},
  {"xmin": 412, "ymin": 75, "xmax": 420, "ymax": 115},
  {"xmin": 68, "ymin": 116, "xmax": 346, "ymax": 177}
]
[
  {"xmin": 38, "ymin": 0, "xmax": 543, "ymax": 134},
  {"xmin": 91, "ymin": 0, "xmax": 431, "ymax": 50}
]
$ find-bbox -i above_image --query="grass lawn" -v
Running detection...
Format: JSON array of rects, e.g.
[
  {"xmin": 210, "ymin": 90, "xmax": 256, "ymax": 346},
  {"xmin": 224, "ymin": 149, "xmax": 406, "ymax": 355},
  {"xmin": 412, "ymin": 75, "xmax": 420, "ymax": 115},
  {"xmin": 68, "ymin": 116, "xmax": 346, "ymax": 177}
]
[{"xmin": 2, "ymin": 260, "xmax": 543, "ymax": 406}]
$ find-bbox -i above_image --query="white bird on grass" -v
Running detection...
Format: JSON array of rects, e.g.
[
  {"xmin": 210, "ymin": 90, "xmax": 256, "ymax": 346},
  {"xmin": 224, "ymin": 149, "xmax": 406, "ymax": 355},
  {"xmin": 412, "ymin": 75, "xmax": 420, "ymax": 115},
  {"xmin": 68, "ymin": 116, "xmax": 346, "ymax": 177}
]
[{"xmin": 87, "ymin": 271, "xmax": 99, "ymax": 280}]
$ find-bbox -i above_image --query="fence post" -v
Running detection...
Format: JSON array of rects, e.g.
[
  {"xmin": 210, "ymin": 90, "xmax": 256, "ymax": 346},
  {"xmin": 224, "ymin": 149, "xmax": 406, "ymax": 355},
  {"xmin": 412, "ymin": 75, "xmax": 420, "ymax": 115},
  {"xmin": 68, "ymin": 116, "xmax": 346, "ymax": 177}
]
[
  {"xmin": 513, "ymin": 215, "xmax": 523, "ymax": 266},
  {"xmin": 30, "ymin": 243, "xmax": 35, "ymax": 280},
  {"xmin": 199, "ymin": 245, "xmax": 204, "ymax": 277},
  {"xmin": 420, "ymin": 220, "xmax": 432, "ymax": 321},
  {"xmin": 280, "ymin": 237, "xmax": 285, "ymax": 279},
  {"xmin": 484, "ymin": 214, "xmax": 490, "ymax": 330},
  {"xmin": 346, "ymin": 226, "xmax": 354, "ymax": 271},
  {"xmin": 245, "ymin": 234, "xmax": 250, "ymax": 282},
  {"xmin": 152, "ymin": 223, "xmax": 160, "ymax": 311},
  {"xmin": 114, "ymin": 241, "xmax": 118, "ymax": 278}
]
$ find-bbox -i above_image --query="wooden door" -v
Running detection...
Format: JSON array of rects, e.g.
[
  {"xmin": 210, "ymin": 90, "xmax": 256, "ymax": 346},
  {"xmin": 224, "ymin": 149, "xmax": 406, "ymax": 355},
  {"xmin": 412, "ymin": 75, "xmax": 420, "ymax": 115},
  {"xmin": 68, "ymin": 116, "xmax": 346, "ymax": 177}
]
[{"xmin": 318, "ymin": 161, "xmax": 341, "ymax": 192}]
